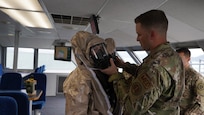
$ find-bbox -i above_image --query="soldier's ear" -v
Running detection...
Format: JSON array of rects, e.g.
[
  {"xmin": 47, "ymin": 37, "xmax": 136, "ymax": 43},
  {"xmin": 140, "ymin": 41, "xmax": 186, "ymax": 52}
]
[{"xmin": 187, "ymin": 57, "xmax": 190, "ymax": 62}]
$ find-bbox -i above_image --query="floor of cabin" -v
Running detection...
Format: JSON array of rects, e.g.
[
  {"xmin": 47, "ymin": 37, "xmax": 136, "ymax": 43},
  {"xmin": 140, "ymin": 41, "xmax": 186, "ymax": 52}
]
[{"xmin": 40, "ymin": 94, "xmax": 65, "ymax": 115}]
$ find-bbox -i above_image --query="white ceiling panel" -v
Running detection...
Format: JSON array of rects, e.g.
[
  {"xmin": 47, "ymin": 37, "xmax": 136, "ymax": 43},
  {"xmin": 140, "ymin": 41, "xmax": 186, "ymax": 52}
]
[{"xmin": 0, "ymin": 0, "xmax": 204, "ymax": 49}]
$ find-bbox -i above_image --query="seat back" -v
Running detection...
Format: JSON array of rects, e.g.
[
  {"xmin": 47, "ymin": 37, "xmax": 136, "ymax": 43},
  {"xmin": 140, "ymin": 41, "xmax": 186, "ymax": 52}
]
[
  {"xmin": 0, "ymin": 64, "xmax": 3, "ymax": 83},
  {"xmin": 34, "ymin": 73, "xmax": 46, "ymax": 101},
  {"xmin": 0, "ymin": 96, "xmax": 18, "ymax": 115},
  {"xmin": 0, "ymin": 91, "xmax": 30, "ymax": 115},
  {"xmin": 0, "ymin": 72, "xmax": 23, "ymax": 90},
  {"xmin": 35, "ymin": 65, "xmax": 46, "ymax": 73},
  {"xmin": 0, "ymin": 64, "xmax": 3, "ymax": 77},
  {"xmin": 24, "ymin": 73, "xmax": 47, "ymax": 110}
]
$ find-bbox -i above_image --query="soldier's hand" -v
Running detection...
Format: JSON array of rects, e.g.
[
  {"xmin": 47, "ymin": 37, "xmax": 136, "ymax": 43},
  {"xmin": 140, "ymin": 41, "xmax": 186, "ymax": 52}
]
[
  {"xmin": 100, "ymin": 58, "xmax": 118, "ymax": 76},
  {"xmin": 114, "ymin": 56, "xmax": 125, "ymax": 68}
]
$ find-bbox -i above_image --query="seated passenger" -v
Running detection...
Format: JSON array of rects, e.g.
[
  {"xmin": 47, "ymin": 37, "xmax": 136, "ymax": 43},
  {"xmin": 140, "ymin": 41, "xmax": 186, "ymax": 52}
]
[{"xmin": 63, "ymin": 31, "xmax": 120, "ymax": 115}]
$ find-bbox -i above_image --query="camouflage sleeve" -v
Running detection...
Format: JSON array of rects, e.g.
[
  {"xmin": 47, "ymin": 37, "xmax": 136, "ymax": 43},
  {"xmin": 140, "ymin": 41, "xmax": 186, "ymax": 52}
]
[
  {"xmin": 185, "ymin": 77, "xmax": 204, "ymax": 114},
  {"xmin": 122, "ymin": 62, "xmax": 139, "ymax": 76},
  {"xmin": 196, "ymin": 77, "xmax": 204, "ymax": 110},
  {"xmin": 108, "ymin": 72, "xmax": 123, "ymax": 82},
  {"xmin": 109, "ymin": 65, "xmax": 174, "ymax": 114},
  {"xmin": 129, "ymin": 66, "xmax": 173, "ymax": 114},
  {"xmin": 108, "ymin": 72, "xmax": 131, "ymax": 101}
]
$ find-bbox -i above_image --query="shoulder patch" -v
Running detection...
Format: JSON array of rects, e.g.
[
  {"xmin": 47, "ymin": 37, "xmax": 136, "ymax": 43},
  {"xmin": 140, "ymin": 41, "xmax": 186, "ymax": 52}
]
[
  {"xmin": 139, "ymin": 75, "xmax": 153, "ymax": 89},
  {"xmin": 197, "ymin": 83, "xmax": 204, "ymax": 91},
  {"xmin": 196, "ymin": 78, "xmax": 204, "ymax": 96},
  {"xmin": 131, "ymin": 82, "xmax": 142, "ymax": 95},
  {"xmin": 130, "ymin": 75, "xmax": 153, "ymax": 97}
]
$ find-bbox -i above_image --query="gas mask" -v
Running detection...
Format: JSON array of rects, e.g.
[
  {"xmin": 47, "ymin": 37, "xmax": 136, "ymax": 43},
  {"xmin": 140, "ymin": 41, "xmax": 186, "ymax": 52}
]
[{"xmin": 90, "ymin": 43, "xmax": 112, "ymax": 69}]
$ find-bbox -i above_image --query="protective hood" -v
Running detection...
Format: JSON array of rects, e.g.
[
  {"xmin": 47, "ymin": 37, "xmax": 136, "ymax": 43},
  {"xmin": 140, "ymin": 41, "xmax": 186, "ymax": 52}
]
[
  {"xmin": 64, "ymin": 31, "xmax": 113, "ymax": 115},
  {"xmin": 71, "ymin": 31, "xmax": 106, "ymax": 69},
  {"xmin": 105, "ymin": 38, "xmax": 116, "ymax": 55}
]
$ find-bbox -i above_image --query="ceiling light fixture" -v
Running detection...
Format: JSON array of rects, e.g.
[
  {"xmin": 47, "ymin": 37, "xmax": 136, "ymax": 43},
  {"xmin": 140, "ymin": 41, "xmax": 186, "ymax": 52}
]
[{"xmin": 0, "ymin": 0, "xmax": 53, "ymax": 28}]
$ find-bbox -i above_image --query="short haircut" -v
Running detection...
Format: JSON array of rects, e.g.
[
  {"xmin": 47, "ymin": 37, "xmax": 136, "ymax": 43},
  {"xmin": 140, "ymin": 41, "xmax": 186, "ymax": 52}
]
[
  {"xmin": 176, "ymin": 47, "xmax": 191, "ymax": 57},
  {"xmin": 134, "ymin": 9, "xmax": 168, "ymax": 33}
]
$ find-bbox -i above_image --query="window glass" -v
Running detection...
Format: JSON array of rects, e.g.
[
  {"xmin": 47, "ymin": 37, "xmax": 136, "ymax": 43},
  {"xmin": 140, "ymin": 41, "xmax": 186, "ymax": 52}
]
[
  {"xmin": 189, "ymin": 48, "xmax": 204, "ymax": 75},
  {"xmin": 6, "ymin": 47, "xmax": 14, "ymax": 69},
  {"xmin": 117, "ymin": 51, "xmax": 136, "ymax": 64},
  {"xmin": 133, "ymin": 50, "xmax": 148, "ymax": 62},
  {"xmin": 6, "ymin": 47, "xmax": 34, "ymax": 69},
  {"xmin": 18, "ymin": 48, "xmax": 34, "ymax": 69},
  {"xmin": 38, "ymin": 49, "xmax": 76, "ymax": 73}
]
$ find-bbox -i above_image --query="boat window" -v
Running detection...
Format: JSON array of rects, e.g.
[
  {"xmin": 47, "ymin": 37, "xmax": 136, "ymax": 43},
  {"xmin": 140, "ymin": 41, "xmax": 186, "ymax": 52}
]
[
  {"xmin": 6, "ymin": 47, "xmax": 76, "ymax": 73},
  {"xmin": 6, "ymin": 47, "xmax": 34, "ymax": 70},
  {"xmin": 189, "ymin": 48, "xmax": 204, "ymax": 75},
  {"xmin": 117, "ymin": 51, "xmax": 136, "ymax": 64},
  {"xmin": 133, "ymin": 50, "xmax": 148, "ymax": 63},
  {"xmin": 6, "ymin": 47, "xmax": 14, "ymax": 69},
  {"xmin": 38, "ymin": 49, "xmax": 76, "ymax": 73}
]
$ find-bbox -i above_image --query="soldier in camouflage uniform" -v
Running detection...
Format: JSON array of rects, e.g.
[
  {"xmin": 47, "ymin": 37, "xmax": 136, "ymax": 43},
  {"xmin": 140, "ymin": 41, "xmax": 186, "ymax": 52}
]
[
  {"xmin": 176, "ymin": 48, "xmax": 204, "ymax": 115},
  {"xmin": 100, "ymin": 9, "xmax": 185, "ymax": 115}
]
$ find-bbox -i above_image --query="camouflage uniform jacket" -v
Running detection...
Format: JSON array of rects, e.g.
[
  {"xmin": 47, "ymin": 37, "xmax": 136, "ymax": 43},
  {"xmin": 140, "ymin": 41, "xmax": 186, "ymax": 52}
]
[
  {"xmin": 180, "ymin": 67, "xmax": 204, "ymax": 115},
  {"xmin": 109, "ymin": 42, "xmax": 185, "ymax": 115}
]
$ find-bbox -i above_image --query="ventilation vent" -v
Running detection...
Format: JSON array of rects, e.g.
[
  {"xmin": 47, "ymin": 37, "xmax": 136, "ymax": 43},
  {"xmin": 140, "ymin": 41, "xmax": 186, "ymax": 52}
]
[{"xmin": 51, "ymin": 14, "xmax": 90, "ymax": 26}]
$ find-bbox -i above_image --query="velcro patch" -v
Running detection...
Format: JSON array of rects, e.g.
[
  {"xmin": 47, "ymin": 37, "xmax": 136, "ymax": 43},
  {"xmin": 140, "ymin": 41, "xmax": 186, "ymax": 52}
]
[
  {"xmin": 196, "ymin": 78, "xmax": 204, "ymax": 96},
  {"xmin": 139, "ymin": 75, "xmax": 153, "ymax": 89},
  {"xmin": 197, "ymin": 83, "xmax": 204, "ymax": 91},
  {"xmin": 131, "ymin": 82, "xmax": 142, "ymax": 95},
  {"xmin": 130, "ymin": 75, "xmax": 153, "ymax": 97}
]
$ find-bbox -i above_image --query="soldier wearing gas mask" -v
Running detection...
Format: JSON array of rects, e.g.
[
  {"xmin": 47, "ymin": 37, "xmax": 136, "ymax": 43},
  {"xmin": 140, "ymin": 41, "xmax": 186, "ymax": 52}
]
[{"xmin": 63, "ymin": 31, "xmax": 120, "ymax": 115}]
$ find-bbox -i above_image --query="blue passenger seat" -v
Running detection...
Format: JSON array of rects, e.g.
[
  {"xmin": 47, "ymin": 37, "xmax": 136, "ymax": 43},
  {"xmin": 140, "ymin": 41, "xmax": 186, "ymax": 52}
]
[
  {"xmin": 0, "ymin": 91, "xmax": 30, "ymax": 115},
  {"xmin": 0, "ymin": 72, "xmax": 23, "ymax": 90},
  {"xmin": 0, "ymin": 96, "xmax": 18, "ymax": 115}
]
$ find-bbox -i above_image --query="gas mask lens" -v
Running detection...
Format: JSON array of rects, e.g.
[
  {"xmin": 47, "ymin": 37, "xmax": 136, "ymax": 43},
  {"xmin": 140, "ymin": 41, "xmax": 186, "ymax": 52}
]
[
  {"xmin": 90, "ymin": 43, "xmax": 108, "ymax": 59},
  {"xmin": 90, "ymin": 43, "xmax": 111, "ymax": 69}
]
